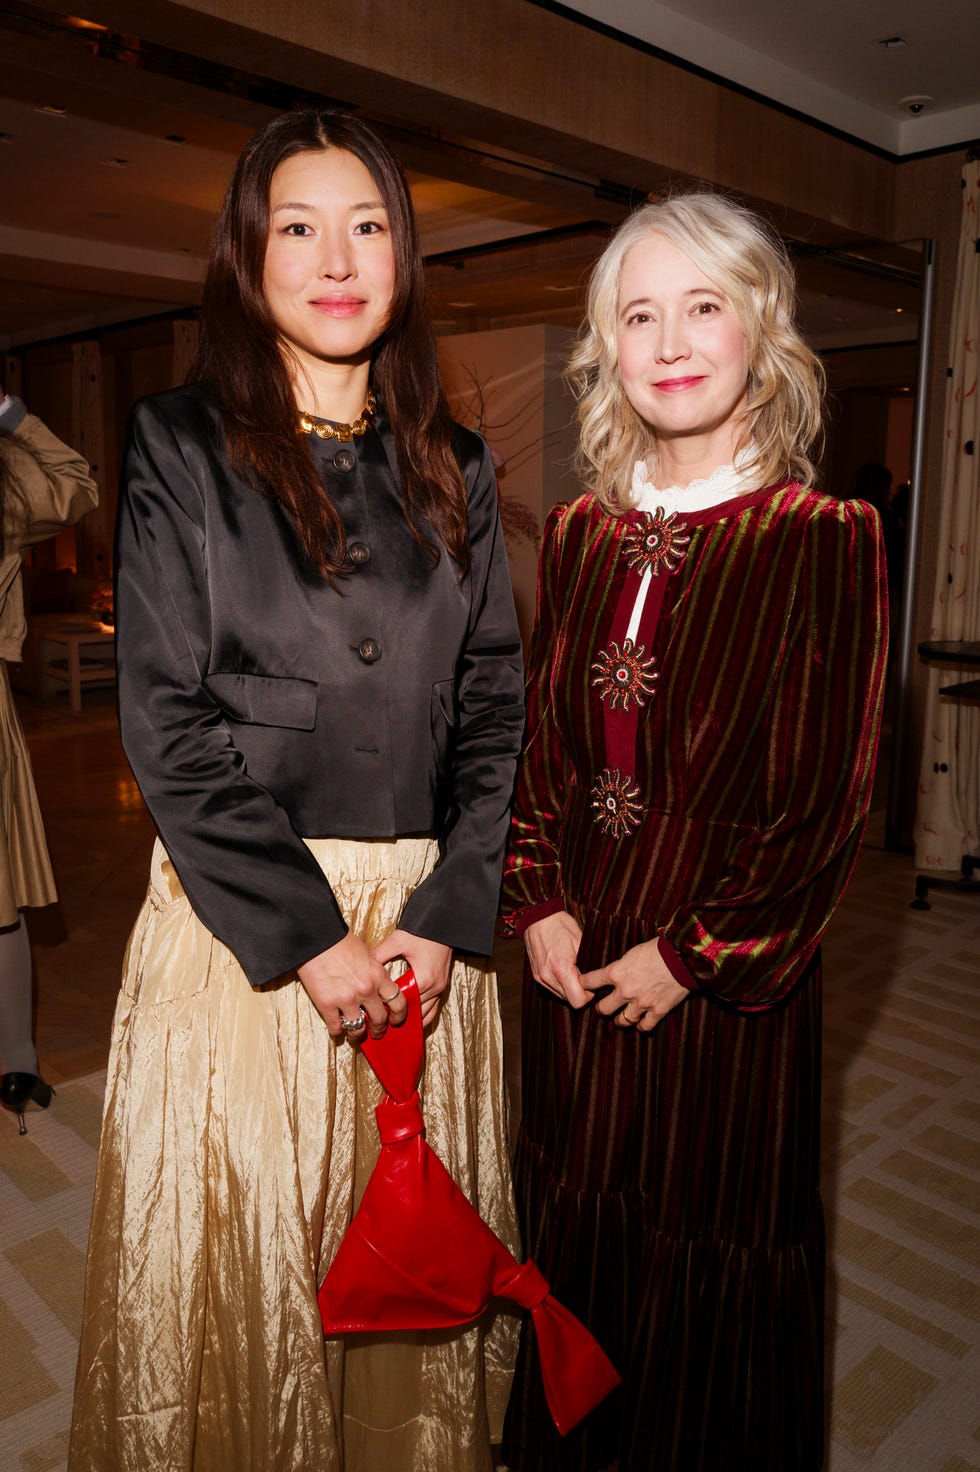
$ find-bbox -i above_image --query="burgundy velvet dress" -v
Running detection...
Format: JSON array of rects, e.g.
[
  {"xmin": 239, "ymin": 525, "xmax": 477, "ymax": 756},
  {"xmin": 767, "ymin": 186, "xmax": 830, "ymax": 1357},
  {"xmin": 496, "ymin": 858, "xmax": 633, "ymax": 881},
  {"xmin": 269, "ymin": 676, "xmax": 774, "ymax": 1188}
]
[{"xmin": 500, "ymin": 482, "xmax": 887, "ymax": 1472}]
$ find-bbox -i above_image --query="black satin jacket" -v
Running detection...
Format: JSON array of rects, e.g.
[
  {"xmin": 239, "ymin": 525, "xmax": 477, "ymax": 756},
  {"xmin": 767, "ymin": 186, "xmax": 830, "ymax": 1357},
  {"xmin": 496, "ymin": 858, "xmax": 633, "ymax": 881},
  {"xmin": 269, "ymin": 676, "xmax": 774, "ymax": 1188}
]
[{"xmin": 116, "ymin": 383, "xmax": 524, "ymax": 985}]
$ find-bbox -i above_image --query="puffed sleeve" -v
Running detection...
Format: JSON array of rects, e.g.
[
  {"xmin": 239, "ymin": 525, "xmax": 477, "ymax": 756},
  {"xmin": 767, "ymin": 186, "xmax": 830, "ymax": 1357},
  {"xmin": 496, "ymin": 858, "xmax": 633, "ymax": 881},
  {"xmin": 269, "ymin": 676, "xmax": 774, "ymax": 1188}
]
[
  {"xmin": 116, "ymin": 397, "xmax": 348, "ymax": 985},
  {"xmin": 657, "ymin": 498, "xmax": 888, "ymax": 1011},
  {"xmin": 499, "ymin": 502, "xmax": 574, "ymax": 934},
  {"xmin": 398, "ymin": 437, "xmax": 525, "ymax": 955},
  {"xmin": 1, "ymin": 401, "xmax": 99, "ymax": 545}
]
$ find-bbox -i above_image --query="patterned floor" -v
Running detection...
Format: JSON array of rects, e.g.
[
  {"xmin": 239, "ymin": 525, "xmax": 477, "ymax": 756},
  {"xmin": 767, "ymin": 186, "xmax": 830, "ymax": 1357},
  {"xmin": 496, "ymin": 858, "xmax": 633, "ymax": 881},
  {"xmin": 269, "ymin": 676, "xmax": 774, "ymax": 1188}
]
[{"xmin": 1, "ymin": 690, "xmax": 978, "ymax": 1470}]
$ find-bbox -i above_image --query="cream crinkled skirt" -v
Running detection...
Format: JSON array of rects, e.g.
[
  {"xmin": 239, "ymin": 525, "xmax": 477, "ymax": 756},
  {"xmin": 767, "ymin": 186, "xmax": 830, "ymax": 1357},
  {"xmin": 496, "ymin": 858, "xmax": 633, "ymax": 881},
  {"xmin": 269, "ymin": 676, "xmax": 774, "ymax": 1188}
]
[{"xmin": 69, "ymin": 835, "xmax": 520, "ymax": 1472}]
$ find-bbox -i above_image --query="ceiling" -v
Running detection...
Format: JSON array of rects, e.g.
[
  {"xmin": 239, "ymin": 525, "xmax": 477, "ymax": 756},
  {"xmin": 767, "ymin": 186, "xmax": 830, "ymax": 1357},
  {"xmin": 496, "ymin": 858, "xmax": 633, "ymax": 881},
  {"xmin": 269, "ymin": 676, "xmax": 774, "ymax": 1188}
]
[
  {"xmin": 558, "ymin": 0, "xmax": 980, "ymax": 155},
  {"xmin": 0, "ymin": 3, "xmax": 934, "ymax": 357}
]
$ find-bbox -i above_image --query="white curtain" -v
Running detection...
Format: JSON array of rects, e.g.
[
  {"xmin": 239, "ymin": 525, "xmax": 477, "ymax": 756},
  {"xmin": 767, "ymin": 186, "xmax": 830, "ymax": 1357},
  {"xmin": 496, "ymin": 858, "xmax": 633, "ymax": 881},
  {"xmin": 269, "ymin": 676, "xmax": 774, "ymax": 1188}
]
[{"xmin": 913, "ymin": 161, "xmax": 980, "ymax": 870}]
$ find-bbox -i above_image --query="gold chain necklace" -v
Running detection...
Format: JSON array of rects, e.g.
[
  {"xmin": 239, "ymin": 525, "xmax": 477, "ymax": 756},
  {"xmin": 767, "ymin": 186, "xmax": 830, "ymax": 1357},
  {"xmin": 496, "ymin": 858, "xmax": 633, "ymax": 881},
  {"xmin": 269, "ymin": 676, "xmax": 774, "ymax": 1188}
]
[{"xmin": 297, "ymin": 390, "xmax": 376, "ymax": 443}]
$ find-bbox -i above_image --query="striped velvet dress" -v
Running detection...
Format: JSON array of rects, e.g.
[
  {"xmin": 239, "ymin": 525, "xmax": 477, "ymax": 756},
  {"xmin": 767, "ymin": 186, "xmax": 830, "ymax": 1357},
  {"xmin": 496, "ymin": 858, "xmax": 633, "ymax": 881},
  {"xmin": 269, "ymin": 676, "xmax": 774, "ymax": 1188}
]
[{"xmin": 500, "ymin": 483, "xmax": 887, "ymax": 1472}]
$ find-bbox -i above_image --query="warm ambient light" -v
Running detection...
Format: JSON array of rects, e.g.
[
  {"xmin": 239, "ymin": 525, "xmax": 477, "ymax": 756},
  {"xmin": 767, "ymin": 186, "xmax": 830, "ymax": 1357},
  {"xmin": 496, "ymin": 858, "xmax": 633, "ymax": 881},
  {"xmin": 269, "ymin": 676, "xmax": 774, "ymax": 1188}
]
[
  {"xmin": 447, "ymin": 300, "xmax": 478, "ymax": 308},
  {"xmin": 38, "ymin": 104, "xmax": 69, "ymax": 116}
]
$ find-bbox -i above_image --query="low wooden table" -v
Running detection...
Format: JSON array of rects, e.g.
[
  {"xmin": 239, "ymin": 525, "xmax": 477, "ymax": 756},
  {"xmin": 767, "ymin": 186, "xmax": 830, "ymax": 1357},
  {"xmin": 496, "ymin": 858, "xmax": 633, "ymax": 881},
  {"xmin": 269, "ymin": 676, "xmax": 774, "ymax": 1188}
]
[{"xmin": 34, "ymin": 616, "xmax": 116, "ymax": 712}]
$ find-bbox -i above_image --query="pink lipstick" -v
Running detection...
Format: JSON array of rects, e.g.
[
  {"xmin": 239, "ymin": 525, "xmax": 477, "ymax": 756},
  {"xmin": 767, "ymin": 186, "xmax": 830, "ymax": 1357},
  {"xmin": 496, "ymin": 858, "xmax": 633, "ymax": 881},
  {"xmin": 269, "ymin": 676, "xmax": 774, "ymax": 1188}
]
[
  {"xmin": 654, "ymin": 376, "xmax": 705, "ymax": 392},
  {"xmin": 310, "ymin": 295, "xmax": 366, "ymax": 318}
]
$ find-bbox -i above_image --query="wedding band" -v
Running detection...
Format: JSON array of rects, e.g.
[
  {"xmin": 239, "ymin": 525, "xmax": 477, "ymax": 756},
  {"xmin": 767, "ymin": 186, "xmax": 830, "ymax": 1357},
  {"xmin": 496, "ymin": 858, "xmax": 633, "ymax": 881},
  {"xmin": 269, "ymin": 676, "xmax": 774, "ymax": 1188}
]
[
  {"xmin": 340, "ymin": 1009, "xmax": 367, "ymax": 1033},
  {"xmin": 621, "ymin": 1009, "xmax": 643, "ymax": 1026},
  {"xmin": 380, "ymin": 987, "xmax": 402, "ymax": 1004}
]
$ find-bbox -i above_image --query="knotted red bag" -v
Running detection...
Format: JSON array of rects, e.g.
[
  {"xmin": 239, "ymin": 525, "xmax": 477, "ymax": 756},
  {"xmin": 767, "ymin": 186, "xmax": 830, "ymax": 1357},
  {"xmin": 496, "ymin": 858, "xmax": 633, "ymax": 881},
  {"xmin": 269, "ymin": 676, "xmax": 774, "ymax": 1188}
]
[{"xmin": 318, "ymin": 971, "xmax": 620, "ymax": 1436}]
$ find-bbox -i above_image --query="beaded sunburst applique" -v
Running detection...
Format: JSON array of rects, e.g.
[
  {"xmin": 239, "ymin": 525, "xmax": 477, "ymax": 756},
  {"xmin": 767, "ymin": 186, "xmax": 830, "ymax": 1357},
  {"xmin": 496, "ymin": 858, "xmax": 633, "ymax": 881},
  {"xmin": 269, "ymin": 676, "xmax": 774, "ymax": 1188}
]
[
  {"xmin": 591, "ymin": 638, "xmax": 658, "ymax": 712},
  {"xmin": 622, "ymin": 507, "xmax": 690, "ymax": 577},
  {"xmin": 590, "ymin": 766, "xmax": 643, "ymax": 838}
]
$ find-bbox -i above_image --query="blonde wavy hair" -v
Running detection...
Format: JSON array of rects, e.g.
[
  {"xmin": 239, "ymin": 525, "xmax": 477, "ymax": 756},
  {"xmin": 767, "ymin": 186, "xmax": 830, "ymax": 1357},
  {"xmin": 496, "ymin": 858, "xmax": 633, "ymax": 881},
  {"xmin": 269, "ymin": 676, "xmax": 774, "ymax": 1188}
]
[{"xmin": 568, "ymin": 191, "xmax": 825, "ymax": 511}]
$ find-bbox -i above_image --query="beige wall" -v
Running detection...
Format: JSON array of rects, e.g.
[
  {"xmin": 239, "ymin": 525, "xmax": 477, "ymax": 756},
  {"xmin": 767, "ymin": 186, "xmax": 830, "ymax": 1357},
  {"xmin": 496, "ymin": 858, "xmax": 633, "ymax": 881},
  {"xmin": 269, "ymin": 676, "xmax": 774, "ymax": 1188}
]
[{"xmin": 440, "ymin": 324, "xmax": 576, "ymax": 642}]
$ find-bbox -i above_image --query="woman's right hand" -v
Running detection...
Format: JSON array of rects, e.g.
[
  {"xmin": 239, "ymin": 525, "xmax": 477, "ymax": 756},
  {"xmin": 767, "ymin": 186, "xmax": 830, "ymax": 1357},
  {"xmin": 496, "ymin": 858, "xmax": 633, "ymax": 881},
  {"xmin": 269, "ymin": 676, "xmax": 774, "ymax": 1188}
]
[
  {"xmin": 297, "ymin": 932, "xmax": 407, "ymax": 1039},
  {"xmin": 523, "ymin": 909, "xmax": 589, "ymax": 1008}
]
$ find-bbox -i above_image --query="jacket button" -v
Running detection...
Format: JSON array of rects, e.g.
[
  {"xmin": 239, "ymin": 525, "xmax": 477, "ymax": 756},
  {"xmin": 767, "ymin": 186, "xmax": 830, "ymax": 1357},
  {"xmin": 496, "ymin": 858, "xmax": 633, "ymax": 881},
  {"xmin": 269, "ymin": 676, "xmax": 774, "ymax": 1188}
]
[
  {"xmin": 358, "ymin": 637, "xmax": 382, "ymax": 663},
  {"xmin": 348, "ymin": 541, "xmax": 370, "ymax": 566},
  {"xmin": 333, "ymin": 449, "xmax": 356, "ymax": 473}
]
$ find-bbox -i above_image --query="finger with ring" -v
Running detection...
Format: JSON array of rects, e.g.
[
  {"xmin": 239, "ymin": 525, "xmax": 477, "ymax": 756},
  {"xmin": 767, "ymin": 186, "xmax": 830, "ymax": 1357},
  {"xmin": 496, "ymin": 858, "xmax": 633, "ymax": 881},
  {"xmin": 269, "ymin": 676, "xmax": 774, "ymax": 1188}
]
[
  {"xmin": 380, "ymin": 986, "xmax": 402, "ymax": 1005},
  {"xmin": 339, "ymin": 1007, "xmax": 368, "ymax": 1033}
]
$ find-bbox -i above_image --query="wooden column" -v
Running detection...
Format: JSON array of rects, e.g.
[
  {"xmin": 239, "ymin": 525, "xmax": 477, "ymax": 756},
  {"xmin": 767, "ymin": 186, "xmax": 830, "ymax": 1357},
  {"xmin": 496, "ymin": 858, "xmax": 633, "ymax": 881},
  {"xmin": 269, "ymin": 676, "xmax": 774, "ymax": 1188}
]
[{"xmin": 71, "ymin": 341, "xmax": 111, "ymax": 578}]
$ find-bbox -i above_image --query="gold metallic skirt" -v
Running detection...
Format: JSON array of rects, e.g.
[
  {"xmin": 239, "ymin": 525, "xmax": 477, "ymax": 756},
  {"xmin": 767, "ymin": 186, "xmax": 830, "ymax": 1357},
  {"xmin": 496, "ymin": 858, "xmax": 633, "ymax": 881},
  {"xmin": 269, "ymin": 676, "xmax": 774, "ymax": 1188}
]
[
  {"xmin": 69, "ymin": 835, "xmax": 520, "ymax": 1471},
  {"xmin": 0, "ymin": 660, "xmax": 56, "ymax": 925}
]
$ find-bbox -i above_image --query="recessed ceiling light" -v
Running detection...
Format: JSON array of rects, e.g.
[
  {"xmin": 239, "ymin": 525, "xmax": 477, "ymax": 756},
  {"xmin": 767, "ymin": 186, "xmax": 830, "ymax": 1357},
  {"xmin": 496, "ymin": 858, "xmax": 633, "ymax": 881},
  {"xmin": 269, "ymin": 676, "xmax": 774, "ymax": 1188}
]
[
  {"xmin": 896, "ymin": 307, "xmax": 904, "ymax": 313},
  {"xmin": 38, "ymin": 104, "xmax": 69, "ymax": 116},
  {"xmin": 447, "ymin": 300, "xmax": 478, "ymax": 308},
  {"xmin": 877, "ymin": 35, "xmax": 907, "ymax": 48},
  {"xmin": 546, "ymin": 283, "xmax": 577, "ymax": 293}
]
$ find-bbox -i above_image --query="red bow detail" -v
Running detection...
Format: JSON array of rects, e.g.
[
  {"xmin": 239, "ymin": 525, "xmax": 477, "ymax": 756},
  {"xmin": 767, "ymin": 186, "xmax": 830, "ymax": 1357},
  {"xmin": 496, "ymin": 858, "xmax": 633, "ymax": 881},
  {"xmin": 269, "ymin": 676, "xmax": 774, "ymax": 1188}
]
[{"xmin": 318, "ymin": 972, "xmax": 620, "ymax": 1436}]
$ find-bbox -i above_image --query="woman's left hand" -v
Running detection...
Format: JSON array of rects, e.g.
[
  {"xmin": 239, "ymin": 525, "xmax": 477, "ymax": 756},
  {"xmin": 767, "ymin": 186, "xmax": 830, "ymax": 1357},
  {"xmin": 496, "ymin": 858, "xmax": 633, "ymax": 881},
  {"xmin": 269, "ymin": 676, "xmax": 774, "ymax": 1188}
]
[
  {"xmin": 580, "ymin": 939, "xmax": 690, "ymax": 1033},
  {"xmin": 373, "ymin": 928, "xmax": 453, "ymax": 1027}
]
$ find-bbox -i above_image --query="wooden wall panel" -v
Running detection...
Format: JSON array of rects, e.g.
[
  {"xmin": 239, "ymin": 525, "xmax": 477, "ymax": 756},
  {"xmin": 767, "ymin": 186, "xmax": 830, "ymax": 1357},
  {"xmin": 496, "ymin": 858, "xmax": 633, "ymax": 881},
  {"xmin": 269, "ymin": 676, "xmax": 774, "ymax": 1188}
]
[{"xmin": 66, "ymin": 0, "xmax": 899, "ymax": 242}]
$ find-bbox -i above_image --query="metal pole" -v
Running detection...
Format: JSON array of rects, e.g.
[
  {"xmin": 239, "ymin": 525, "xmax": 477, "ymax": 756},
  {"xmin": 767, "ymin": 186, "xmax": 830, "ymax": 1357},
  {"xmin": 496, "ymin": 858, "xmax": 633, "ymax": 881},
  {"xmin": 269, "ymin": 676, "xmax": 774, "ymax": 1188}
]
[{"xmin": 886, "ymin": 237, "xmax": 937, "ymax": 850}]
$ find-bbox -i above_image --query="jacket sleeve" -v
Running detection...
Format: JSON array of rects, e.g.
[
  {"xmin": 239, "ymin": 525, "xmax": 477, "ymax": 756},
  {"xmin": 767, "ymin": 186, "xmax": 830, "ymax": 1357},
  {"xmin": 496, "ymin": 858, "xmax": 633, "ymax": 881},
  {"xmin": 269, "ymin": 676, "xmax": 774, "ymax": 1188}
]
[
  {"xmin": 116, "ymin": 397, "xmax": 348, "ymax": 985},
  {"xmin": 499, "ymin": 502, "xmax": 574, "ymax": 934},
  {"xmin": 1, "ymin": 401, "xmax": 99, "ymax": 545},
  {"xmin": 398, "ymin": 437, "xmax": 525, "ymax": 956},
  {"xmin": 658, "ymin": 498, "xmax": 888, "ymax": 1012}
]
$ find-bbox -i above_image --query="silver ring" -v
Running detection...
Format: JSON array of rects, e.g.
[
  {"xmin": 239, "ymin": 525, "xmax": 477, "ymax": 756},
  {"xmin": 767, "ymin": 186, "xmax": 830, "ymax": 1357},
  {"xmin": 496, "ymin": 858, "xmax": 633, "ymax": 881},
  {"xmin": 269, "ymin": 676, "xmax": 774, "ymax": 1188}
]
[
  {"xmin": 340, "ymin": 1009, "xmax": 367, "ymax": 1033},
  {"xmin": 380, "ymin": 987, "xmax": 402, "ymax": 1005}
]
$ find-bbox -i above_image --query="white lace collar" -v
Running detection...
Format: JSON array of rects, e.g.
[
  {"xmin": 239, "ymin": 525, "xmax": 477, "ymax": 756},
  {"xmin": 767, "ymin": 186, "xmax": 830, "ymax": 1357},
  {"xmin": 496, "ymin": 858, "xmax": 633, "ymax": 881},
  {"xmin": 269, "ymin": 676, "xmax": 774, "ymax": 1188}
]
[{"xmin": 630, "ymin": 450, "xmax": 759, "ymax": 515}]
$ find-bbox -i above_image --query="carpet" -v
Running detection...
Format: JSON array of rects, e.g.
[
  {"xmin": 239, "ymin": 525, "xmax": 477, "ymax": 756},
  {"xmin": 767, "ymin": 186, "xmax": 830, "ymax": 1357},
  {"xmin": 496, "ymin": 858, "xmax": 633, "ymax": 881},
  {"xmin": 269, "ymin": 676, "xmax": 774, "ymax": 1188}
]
[{"xmin": 1, "ymin": 843, "xmax": 978, "ymax": 1470}]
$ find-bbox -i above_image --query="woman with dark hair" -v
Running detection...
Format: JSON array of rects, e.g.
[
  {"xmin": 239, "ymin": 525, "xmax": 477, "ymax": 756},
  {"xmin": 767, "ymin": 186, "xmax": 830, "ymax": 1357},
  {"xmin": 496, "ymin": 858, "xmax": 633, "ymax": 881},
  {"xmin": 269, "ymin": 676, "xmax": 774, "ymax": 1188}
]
[
  {"xmin": 501, "ymin": 193, "xmax": 887, "ymax": 1471},
  {"xmin": 0, "ymin": 389, "xmax": 97, "ymax": 1131},
  {"xmin": 69, "ymin": 110, "xmax": 523, "ymax": 1472}
]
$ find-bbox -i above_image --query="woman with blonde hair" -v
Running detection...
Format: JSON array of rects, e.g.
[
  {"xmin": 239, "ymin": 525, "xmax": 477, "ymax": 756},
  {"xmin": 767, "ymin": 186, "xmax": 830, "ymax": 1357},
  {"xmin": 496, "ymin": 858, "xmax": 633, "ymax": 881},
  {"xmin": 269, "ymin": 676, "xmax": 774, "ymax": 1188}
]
[{"xmin": 501, "ymin": 192, "xmax": 887, "ymax": 1471}]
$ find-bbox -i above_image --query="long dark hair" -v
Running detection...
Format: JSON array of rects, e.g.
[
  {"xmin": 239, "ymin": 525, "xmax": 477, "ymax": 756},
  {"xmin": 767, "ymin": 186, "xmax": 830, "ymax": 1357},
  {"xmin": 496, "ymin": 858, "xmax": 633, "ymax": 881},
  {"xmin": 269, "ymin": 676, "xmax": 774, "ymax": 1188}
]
[{"xmin": 191, "ymin": 109, "xmax": 468, "ymax": 578}]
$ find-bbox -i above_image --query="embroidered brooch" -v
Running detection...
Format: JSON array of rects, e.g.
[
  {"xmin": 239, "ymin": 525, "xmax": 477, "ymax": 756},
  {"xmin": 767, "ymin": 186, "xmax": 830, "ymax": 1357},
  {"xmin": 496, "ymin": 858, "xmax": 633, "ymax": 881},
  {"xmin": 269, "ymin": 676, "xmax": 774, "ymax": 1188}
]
[
  {"xmin": 622, "ymin": 507, "xmax": 690, "ymax": 577},
  {"xmin": 591, "ymin": 638, "xmax": 658, "ymax": 712},
  {"xmin": 590, "ymin": 766, "xmax": 643, "ymax": 838}
]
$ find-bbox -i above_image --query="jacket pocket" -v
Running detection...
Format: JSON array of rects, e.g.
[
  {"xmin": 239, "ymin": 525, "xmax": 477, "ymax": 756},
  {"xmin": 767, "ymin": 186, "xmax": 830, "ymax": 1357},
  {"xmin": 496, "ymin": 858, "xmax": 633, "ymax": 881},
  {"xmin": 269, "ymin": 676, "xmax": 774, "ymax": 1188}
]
[
  {"xmin": 430, "ymin": 678, "xmax": 458, "ymax": 773},
  {"xmin": 203, "ymin": 671, "xmax": 317, "ymax": 730}
]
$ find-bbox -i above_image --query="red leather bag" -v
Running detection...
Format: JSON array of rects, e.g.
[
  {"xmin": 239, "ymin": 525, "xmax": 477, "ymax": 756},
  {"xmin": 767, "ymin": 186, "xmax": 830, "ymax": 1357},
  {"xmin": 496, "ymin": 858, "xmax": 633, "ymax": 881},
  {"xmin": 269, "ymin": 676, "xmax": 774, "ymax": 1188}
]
[{"xmin": 318, "ymin": 972, "xmax": 620, "ymax": 1436}]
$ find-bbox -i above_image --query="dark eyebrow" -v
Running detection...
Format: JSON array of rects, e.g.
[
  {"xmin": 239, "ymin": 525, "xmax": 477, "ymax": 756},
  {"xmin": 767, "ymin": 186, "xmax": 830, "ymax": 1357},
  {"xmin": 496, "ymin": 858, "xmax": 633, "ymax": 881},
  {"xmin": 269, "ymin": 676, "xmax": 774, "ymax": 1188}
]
[{"xmin": 270, "ymin": 199, "xmax": 387, "ymax": 214}]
